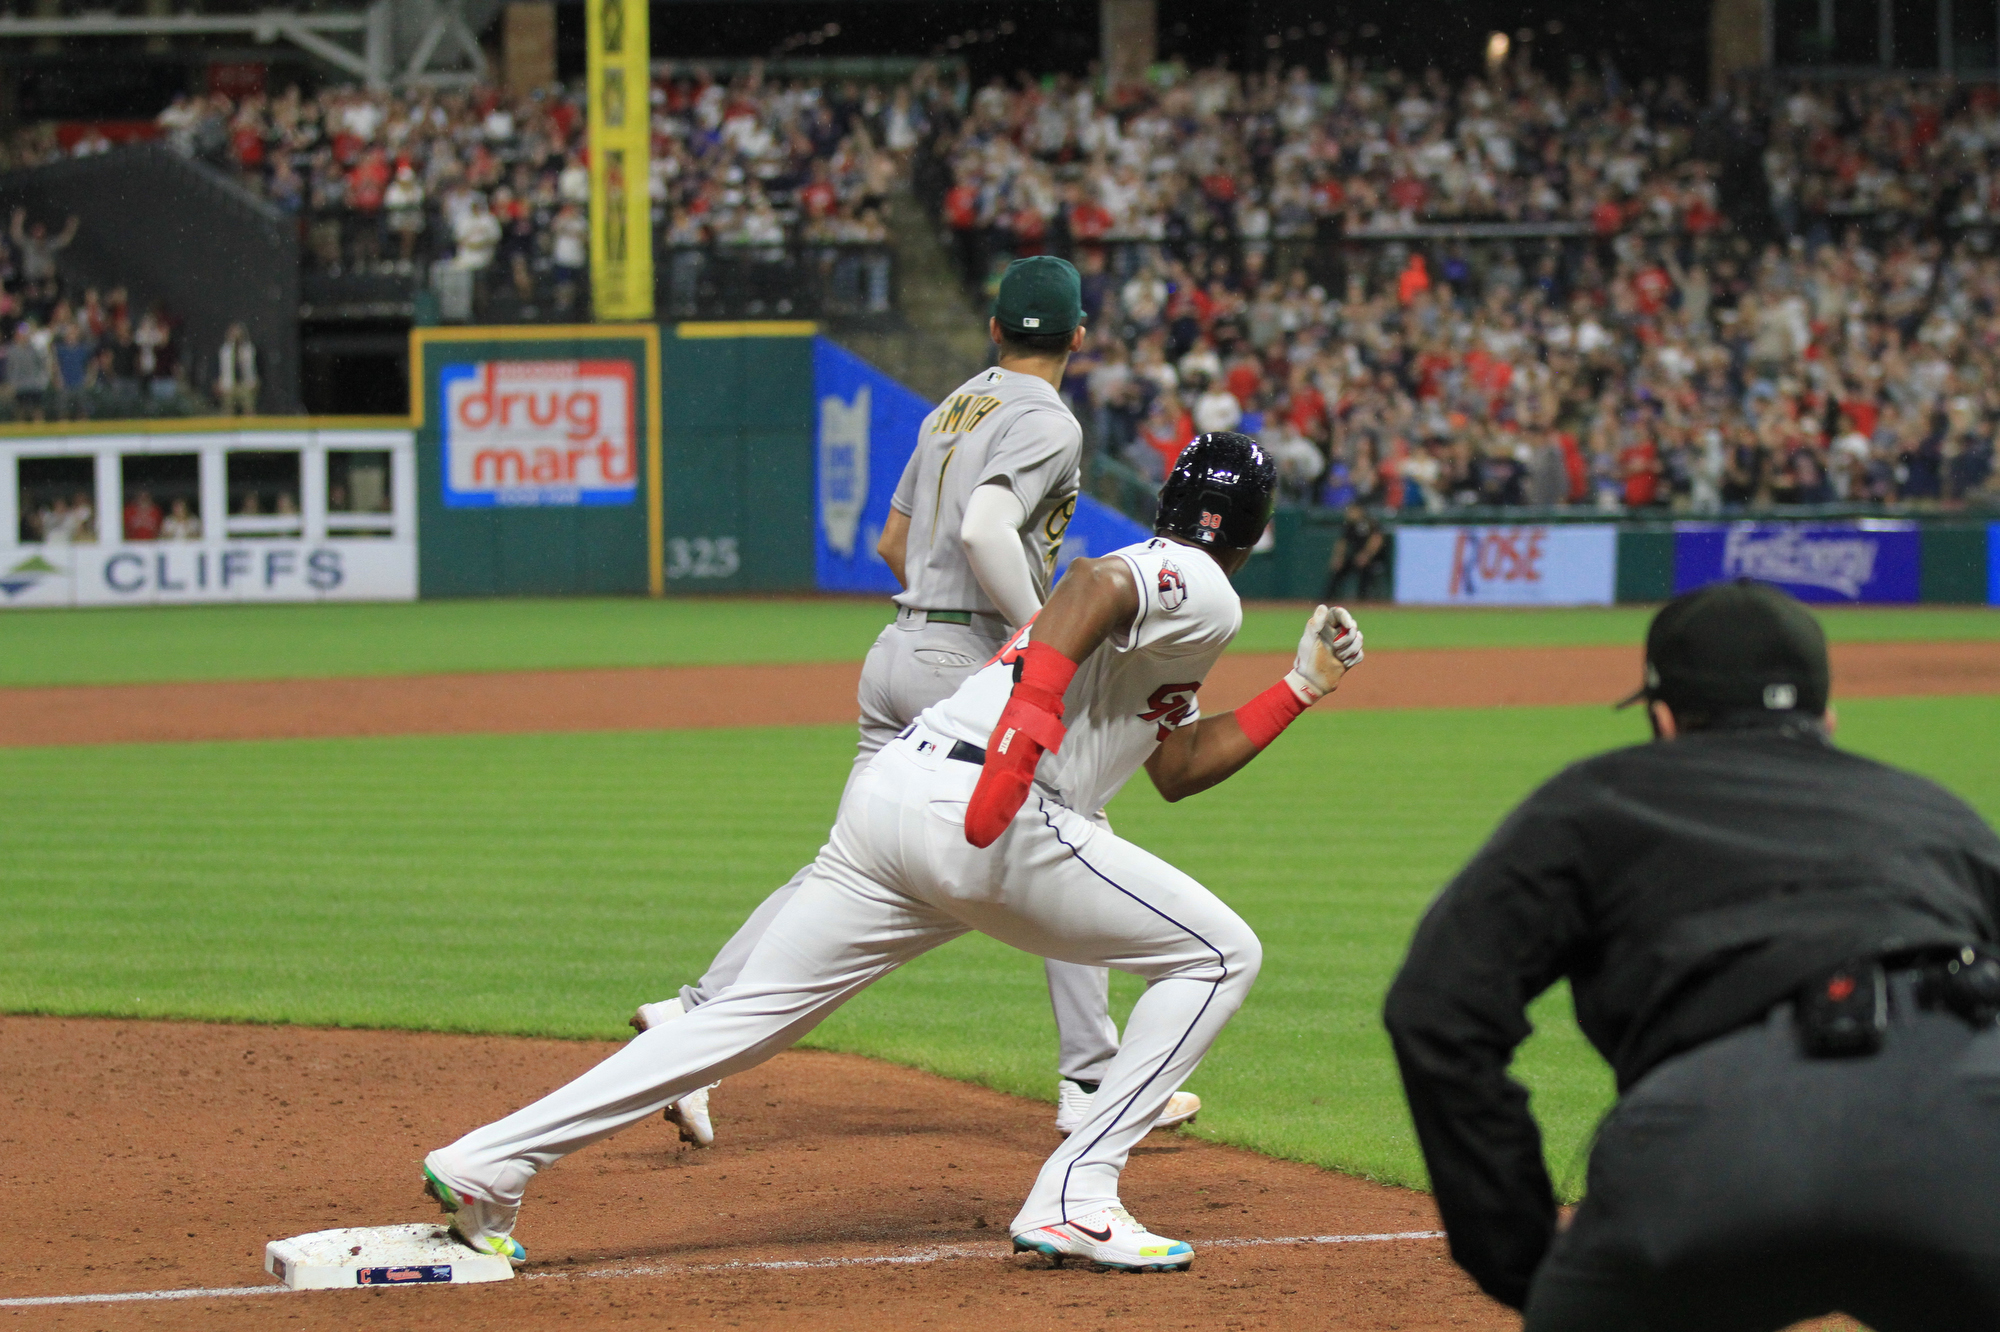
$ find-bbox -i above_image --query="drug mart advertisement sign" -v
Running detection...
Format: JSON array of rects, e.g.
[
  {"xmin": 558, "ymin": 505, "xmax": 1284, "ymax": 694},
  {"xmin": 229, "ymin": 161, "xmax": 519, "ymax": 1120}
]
[
  {"xmin": 811, "ymin": 337, "xmax": 1146, "ymax": 594},
  {"xmin": 1394, "ymin": 524, "xmax": 1617, "ymax": 605},
  {"xmin": 1674, "ymin": 521, "xmax": 1920, "ymax": 603},
  {"xmin": 440, "ymin": 360, "xmax": 637, "ymax": 508}
]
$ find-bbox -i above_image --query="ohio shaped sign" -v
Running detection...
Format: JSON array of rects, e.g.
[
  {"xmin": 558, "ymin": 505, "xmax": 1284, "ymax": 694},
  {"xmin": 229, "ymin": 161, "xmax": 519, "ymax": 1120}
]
[{"xmin": 440, "ymin": 360, "xmax": 637, "ymax": 507}]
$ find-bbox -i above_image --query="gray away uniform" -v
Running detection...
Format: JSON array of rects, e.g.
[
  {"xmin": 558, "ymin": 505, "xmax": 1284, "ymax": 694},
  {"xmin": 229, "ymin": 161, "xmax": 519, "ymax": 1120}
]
[{"xmin": 682, "ymin": 367, "xmax": 1123, "ymax": 1085}]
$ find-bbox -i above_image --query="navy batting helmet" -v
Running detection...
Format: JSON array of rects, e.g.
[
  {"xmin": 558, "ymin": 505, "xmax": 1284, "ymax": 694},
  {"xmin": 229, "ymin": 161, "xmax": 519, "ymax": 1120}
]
[{"xmin": 1154, "ymin": 432, "xmax": 1276, "ymax": 549}]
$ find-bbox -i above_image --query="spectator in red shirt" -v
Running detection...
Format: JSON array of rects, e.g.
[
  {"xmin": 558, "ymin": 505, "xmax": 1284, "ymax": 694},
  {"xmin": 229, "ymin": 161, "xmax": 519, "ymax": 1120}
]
[
  {"xmin": 1591, "ymin": 193, "xmax": 1625, "ymax": 236},
  {"xmin": 1224, "ymin": 356, "xmax": 1262, "ymax": 407},
  {"xmin": 1620, "ymin": 435, "xmax": 1664, "ymax": 507},
  {"xmin": 1285, "ymin": 367, "xmax": 1327, "ymax": 438},
  {"xmin": 123, "ymin": 490, "xmax": 163, "ymax": 542},
  {"xmin": 1397, "ymin": 254, "xmax": 1430, "ymax": 305},
  {"xmin": 1010, "ymin": 206, "xmax": 1046, "ymax": 257},
  {"xmin": 1139, "ymin": 393, "xmax": 1195, "ymax": 478},
  {"xmin": 1068, "ymin": 186, "xmax": 1113, "ymax": 244},
  {"xmin": 1631, "ymin": 259, "xmax": 1673, "ymax": 316},
  {"xmin": 1560, "ymin": 431, "xmax": 1589, "ymax": 503},
  {"xmin": 798, "ymin": 160, "xmax": 837, "ymax": 219},
  {"xmin": 944, "ymin": 179, "xmax": 981, "ymax": 287},
  {"xmin": 1841, "ymin": 397, "xmax": 1879, "ymax": 437},
  {"xmin": 1387, "ymin": 173, "xmax": 1427, "ymax": 213}
]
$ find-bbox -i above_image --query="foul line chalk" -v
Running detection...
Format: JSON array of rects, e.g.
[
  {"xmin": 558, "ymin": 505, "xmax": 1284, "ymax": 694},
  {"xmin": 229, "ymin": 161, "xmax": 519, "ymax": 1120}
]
[
  {"xmin": 0, "ymin": 1285, "xmax": 287, "ymax": 1308},
  {"xmin": 1211, "ymin": 1230, "xmax": 1446, "ymax": 1249},
  {"xmin": 0, "ymin": 1230, "xmax": 1447, "ymax": 1307},
  {"xmin": 530, "ymin": 1229, "xmax": 1447, "ymax": 1284}
]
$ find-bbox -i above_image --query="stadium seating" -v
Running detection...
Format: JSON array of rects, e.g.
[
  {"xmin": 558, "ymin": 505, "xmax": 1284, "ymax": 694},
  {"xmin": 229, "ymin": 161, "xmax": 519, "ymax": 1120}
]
[{"xmin": 0, "ymin": 60, "xmax": 1987, "ymax": 511}]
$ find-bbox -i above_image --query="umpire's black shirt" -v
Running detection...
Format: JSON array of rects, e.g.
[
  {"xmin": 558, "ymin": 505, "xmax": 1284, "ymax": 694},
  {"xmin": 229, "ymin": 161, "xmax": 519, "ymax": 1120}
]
[{"xmin": 1383, "ymin": 723, "xmax": 2000, "ymax": 1310}]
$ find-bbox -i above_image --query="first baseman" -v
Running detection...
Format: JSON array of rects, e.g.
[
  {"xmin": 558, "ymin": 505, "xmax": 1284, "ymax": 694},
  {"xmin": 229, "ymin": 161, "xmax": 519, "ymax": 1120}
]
[
  {"xmin": 634, "ymin": 256, "xmax": 1194, "ymax": 1147},
  {"xmin": 421, "ymin": 432, "xmax": 1364, "ymax": 1270}
]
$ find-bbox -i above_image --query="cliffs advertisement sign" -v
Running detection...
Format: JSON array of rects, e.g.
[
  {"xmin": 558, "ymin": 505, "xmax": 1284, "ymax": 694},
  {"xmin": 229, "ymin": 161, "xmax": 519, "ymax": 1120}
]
[
  {"xmin": 1394, "ymin": 524, "xmax": 1617, "ymax": 605},
  {"xmin": 1674, "ymin": 521, "xmax": 1920, "ymax": 603},
  {"xmin": 0, "ymin": 541, "xmax": 416, "ymax": 607},
  {"xmin": 440, "ymin": 360, "xmax": 637, "ymax": 508}
]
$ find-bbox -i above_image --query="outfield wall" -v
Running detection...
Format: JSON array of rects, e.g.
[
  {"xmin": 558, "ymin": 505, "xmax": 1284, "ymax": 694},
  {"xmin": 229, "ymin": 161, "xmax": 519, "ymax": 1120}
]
[
  {"xmin": 1239, "ymin": 511, "xmax": 1999, "ymax": 607},
  {"xmin": 812, "ymin": 337, "xmax": 1147, "ymax": 594},
  {"xmin": 6, "ymin": 331, "xmax": 1994, "ymax": 608},
  {"xmin": 1, "ymin": 422, "xmax": 415, "ymax": 609}
]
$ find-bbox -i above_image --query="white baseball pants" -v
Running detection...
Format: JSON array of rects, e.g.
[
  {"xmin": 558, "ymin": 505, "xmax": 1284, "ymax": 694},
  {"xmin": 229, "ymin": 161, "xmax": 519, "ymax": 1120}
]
[
  {"xmin": 677, "ymin": 611, "xmax": 1122, "ymax": 1085},
  {"xmin": 432, "ymin": 722, "xmax": 1262, "ymax": 1233}
]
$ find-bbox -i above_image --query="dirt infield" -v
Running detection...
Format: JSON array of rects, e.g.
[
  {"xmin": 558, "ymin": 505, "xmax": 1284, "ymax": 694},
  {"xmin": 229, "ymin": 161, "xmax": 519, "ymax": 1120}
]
[
  {"xmin": 5, "ymin": 639, "xmax": 1996, "ymax": 747},
  {"xmin": 3, "ymin": 1016, "xmax": 1497, "ymax": 1331}
]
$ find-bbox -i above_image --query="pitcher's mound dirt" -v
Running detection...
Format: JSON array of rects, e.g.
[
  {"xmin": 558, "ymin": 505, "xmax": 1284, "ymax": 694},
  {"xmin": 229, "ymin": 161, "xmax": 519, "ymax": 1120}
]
[{"xmin": 3, "ymin": 1015, "xmax": 1494, "ymax": 1331}]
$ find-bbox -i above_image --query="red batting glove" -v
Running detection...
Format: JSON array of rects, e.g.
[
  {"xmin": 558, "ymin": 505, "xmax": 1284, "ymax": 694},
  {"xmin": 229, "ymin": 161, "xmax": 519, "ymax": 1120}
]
[{"xmin": 965, "ymin": 641, "xmax": 1078, "ymax": 847}]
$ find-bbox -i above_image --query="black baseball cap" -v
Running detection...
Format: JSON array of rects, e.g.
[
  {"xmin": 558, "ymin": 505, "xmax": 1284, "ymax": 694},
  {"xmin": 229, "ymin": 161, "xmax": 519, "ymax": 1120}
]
[
  {"xmin": 1618, "ymin": 579, "xmax": 1830, "ymax": 717},
  {"xmin": 993, "ymin": 256, "xmax": 1084, "ymax": 337}
]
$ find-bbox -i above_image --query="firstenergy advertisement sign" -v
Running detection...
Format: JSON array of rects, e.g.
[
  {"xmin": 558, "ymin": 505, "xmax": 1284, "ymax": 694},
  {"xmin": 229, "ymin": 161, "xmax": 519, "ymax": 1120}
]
[{"xmin": 440, "ymin": 360, "xmax": 637, "ymax": 507}]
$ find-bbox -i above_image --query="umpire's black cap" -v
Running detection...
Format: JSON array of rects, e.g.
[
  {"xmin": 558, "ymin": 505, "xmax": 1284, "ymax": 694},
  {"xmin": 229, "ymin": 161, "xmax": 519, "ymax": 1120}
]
[{"xmin": 1619, "ymin": 579, "xmax": 1831, "ymax": 717}]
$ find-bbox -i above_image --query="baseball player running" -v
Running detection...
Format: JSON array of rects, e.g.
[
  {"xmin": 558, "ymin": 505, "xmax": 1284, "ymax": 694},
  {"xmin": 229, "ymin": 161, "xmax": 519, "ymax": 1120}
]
[
  {"xmin": 633, "ymin": 256, "xmax": 1197, "ymax": 1148},
  {"xmin": 421, "ymin": 433, "xmax": 1364, "ymax": 1271}
]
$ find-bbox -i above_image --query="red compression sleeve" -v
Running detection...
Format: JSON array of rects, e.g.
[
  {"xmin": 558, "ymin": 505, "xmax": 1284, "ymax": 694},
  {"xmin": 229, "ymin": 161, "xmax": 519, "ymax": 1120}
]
[
  {"xmin": 964, "ymin": 642, "xmax": 1078, "ymax": 848},
  {"xmin": 1234, "ymin": 677, "xmax": 1310, "ymax": 750}
]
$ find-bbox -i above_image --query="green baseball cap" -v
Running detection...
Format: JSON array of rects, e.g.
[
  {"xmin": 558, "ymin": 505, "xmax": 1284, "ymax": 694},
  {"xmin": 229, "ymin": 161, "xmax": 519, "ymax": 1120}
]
[{"xmin": 993, "ymin": 256, "xmax": 1084, "ymax": 336}]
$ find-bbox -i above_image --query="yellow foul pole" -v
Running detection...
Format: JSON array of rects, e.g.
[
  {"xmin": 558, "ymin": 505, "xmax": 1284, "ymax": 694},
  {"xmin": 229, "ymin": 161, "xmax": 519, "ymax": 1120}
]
[{"xmin": 586, "ymin": 0, "xmax": 653, "ymax": 320}]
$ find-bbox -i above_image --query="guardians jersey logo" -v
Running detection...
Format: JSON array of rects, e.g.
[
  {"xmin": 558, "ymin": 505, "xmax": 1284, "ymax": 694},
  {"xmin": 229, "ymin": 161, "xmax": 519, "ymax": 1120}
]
[
  {"xmin": 1157, "ymin": 559, "xmax": 1187, "ymax": 611},
  {"xmin": 1140, "ymin": 681, "xmax": 1200, "ymax": 740}
]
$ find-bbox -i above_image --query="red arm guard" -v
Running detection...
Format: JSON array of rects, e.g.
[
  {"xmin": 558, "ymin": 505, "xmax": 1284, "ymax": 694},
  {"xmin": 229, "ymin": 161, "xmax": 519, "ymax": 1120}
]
[
  {"xmin": 965, "ymin": 641, "xmax": 1079, "ymax": 848},
  {"xmin": 1234, "ymin": 676, "xmax": 1312, "ymax": 750}
]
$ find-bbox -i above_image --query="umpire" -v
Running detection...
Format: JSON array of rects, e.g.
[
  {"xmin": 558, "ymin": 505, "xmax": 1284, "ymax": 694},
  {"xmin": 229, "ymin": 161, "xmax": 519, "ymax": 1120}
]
[{"xmin": 1384, "ymin": 579, "xmax": 2000, "ymax": 1331}]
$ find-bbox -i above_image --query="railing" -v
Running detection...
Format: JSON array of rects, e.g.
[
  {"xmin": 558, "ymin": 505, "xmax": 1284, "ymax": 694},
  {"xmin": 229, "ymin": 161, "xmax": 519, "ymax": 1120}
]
[
  {"xmin": 291, "ymin": 206, "xmax": 896, "ymax": 324},
  {"xmin": 948, "ymin": 225, "xmax": 1730, "ymax": 310},
  {"xmin": 0, "ymin": 382, "xmax": 219, "ymax": 424},
  {"xmin": 657, "ymin": 243, "xmax": 894, "ymax": 321}
]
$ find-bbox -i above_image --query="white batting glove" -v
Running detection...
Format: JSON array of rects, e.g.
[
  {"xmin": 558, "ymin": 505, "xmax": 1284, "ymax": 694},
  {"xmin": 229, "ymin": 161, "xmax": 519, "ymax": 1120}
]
[{"xmin": 1285, "ymin": 605, "xmax": 1364, "ymax": 703}]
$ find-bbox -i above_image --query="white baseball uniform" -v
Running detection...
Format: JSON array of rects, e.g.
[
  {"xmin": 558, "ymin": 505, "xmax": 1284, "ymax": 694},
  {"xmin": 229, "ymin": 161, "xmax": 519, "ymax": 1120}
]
[
  {"xmin": 672, "ymin": 367, "xmax": 1127, "ymax": 1086},
  {"xmin": 430, "ymin": 537, "xmax": 1259, "ymax": 1233}
]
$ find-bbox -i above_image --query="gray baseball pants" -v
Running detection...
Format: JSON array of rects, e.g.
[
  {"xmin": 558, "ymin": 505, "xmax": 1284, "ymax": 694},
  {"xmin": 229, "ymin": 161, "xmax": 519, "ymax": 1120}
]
[{"xmin": 676, "ymin": 606, "xmax": 1122, "ymax": 1085}]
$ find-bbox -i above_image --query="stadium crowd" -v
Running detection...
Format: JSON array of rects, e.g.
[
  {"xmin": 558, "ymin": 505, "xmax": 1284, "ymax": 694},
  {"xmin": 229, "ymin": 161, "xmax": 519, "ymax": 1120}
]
[
  {"xmin": 918, "ymin": 60, "xmax": 2000, "ymax": 511},
  {"xmin": 0, "ymin": 56, "xmax": 1978, "ymax": 504},
  {"xmin": 0, "ymin": 206, "xmax": 258, "ymax": 421},
  {"xmin": 160, "ymin": 69, "xmax": 908, "ymax": 313}
]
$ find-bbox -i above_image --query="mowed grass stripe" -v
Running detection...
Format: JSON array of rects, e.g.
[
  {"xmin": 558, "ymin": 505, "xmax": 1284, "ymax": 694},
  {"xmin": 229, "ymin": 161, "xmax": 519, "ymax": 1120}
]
[
  {"xmin": 3, "ymin": 697, "xmax": 1996, "ymax": 1194},
  {"xmin": 1, "ymin": 596, "xmax": 1995, "ymax": 687}
]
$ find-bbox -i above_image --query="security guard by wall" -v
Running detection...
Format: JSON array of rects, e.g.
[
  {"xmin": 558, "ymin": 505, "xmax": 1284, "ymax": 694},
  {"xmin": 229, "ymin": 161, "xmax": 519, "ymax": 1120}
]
[{"xmin": 1384, "ymin": 580, "xmax": 2000, "ymax": 1331}]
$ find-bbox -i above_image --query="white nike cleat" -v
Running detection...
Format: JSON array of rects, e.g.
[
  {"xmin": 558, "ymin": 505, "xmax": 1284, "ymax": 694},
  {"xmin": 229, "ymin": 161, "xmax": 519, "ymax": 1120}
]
[
  {"xmin": 1013, "ymin": 1205, "xmax": 1194, "ymax": 1271},
  {"xmin": 666, "ymin": 1082, "xmax": 714, "ymax": 1147},
  {"xmin": 1053, "ymin": 1079, "xmax": 1202, "ymax": 1135},
  {"xmin": 629, "ymin": 997, "xmax": 719, "ymax": 1147},
  {"xmin": 630, "ymin": 999, "xmax": 683, "ymax": 1032},
  {"xmin": 421, "ymin": 1154, "xmax": 526, "ymax": 1266}
]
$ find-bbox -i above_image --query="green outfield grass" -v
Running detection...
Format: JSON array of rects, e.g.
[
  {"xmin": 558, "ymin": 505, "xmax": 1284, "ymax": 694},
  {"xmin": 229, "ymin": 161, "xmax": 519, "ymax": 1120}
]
[
  {"xmin": 6, "ymin": 696, "xmax": 1994, "ymax": 1195},
  {"xmin": 1, "ymin": 596, "xmax": 1994, "ymax": 687}
]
